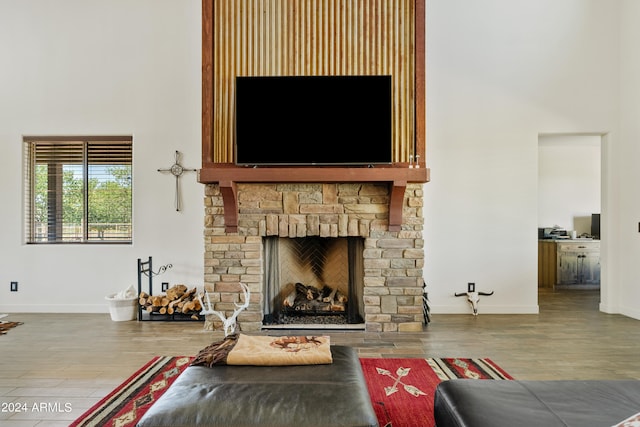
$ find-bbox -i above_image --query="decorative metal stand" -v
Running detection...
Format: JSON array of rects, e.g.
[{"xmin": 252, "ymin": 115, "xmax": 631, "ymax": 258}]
[
  {"xmin": 422, "ymin": 280, "xmax": 430, "ymax": 325},
  {"xmin": 137, "ymin": 256, "xmax": 203, "ymax": 321},
  {"xmin": 157, "ymin": 150, "xmax": 196, "ymax": 211}
]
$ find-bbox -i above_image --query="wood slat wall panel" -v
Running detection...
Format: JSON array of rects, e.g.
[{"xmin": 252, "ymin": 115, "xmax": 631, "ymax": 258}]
[{"xmin": 211, "ymin": 0, "xmax": 416, "ymax": 164}]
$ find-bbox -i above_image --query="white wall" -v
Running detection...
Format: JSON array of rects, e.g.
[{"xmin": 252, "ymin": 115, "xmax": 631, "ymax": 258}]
[
  {"xmin": 424, "ymin": 0, "xmax": 621, "ymax": 315},
  {"xmin": 0, "ymin": 0, "xmax": 203, "ymax": 312},
  {"xmin": 1, "ymin": 0, "xmax": 639, "ymax": 320},
  {"xmin": 538, "ymin": 134, "xmax": 601, "ymax": 236},
  {"xmin": 613, "ymin": 0, "xmax": 640, "ymax": 319}
]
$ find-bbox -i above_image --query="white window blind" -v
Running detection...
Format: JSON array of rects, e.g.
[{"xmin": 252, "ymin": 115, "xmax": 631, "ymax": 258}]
[{"xmin": 23, "ymin": 136, "xmax": 133, "ymax": 244}]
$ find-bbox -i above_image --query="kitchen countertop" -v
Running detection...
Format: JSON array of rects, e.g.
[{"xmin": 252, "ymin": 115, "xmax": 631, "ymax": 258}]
[{"xmin": 539, "ymin": 238, "xmax": 599, "ymax": 242}]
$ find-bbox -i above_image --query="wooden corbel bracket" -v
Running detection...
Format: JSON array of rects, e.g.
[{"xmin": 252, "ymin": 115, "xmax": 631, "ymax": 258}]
[
  {"xmin": 218, "ymin": 180, "xmax": 238, "ymax": 233},
  {"xmin": 388, "ymin": 180, "xmax": 408, "ymax": 232}
]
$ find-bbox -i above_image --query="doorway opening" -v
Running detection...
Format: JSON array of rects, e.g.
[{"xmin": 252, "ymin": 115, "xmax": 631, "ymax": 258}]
[{"xmin": 537, "ymin": 133, "xmax": 605, "ymax": 308}]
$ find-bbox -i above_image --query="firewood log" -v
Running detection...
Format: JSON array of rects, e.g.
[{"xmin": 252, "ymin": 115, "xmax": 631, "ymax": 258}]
[
  {"xmin": 137, "ymin": 285, "xmax": 203, "ymax": 317},
  {"xmin": 166, "ymin": 284, "xmax": 188, "ymax": 300},
  {"xmin": 182, "ymin": 300, "xmax": 197, "ymax": 313},
  {"xmin": 331, "ymin": 302, "xmax": 346, "ymax": 311},
  {"xmin": 169, "ymin": 287, "xmax": 196, "ymax": 311},
  {"xmin": 283, "ymin": 289, "xmax": 297, "ymax": 307},
  {"xmin": 323, "ymin": 286, "xmax": 338, "ymax": 303},
  {"xmin": 336, "ymin": 291, "xmax": 348, "ymax": 303}
]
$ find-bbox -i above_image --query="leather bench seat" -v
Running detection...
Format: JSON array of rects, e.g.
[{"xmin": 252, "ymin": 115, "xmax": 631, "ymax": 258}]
[
  {"xmin": 137, "ymin": 345, "xmax": 378, "ymax": 427},
  {"xmin": 434, "ymin": 379, "xmax": 640, "ymax": 427}
]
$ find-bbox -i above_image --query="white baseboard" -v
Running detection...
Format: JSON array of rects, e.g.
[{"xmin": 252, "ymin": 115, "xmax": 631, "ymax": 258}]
[
  {"xmin": 0, "ymin": 304, "xmax": 107, "ymax": 313},
  {"xmin": 617, "ymin": 304, "xmax": 640, "ymax": 321},
  {"xmin": 430, "ymin": 304, "xmax": 540, "ymax": 315}
]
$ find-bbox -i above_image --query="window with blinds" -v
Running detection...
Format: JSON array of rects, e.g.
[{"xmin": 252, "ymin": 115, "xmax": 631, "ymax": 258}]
[{"xmin": 23, "ymin": 136, "xmax": 133, "ymax": 244}]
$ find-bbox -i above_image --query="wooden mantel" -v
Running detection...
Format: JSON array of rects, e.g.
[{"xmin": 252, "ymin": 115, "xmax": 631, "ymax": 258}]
[{"xmin": 199, "ymin": 165, "xmax": 429, "ymax": 233}]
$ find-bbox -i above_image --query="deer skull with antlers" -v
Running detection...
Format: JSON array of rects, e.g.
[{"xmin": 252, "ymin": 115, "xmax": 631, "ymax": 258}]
[{"xmin": 198, "ymin": 282, "xmax": 250, "ymax": 336}]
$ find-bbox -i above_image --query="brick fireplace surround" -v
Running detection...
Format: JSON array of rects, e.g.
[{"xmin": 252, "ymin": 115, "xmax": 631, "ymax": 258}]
[{"xmin": 203, "ymin": 181, "xmax": 425, "ymax": 333}]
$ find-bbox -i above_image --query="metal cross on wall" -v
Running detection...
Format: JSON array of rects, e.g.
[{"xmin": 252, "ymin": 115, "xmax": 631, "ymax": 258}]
[{"xmin": 157, "ymin": 150, "xmax": 196, "ymax": 211}]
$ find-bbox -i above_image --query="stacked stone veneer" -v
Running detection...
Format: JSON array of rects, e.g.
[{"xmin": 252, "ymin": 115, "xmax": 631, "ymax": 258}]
[{"xmin": 203, "ymin": 182, "xmax": 424, "ymax": 332}]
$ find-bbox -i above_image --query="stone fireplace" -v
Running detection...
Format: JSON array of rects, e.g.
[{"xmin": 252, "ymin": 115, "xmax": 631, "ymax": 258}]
[
  {"xmin": 203, "ymin": 182, "xmax": 425, "ymax": 332},
  {"xmin": 199, "ymin": 0, "xmax": 428, "ymax": 333}
]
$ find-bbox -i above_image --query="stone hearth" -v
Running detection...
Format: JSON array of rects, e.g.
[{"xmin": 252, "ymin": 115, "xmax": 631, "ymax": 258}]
[{"xmin": 203, "ymin": 182, "xmax": 424, "ymax": 332}]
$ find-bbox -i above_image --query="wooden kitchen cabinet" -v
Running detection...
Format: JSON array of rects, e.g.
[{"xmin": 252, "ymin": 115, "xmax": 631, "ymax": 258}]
[
  {"xmin": 538, "ymin": 240, "xmax": 600, "ymax": 289},
  {"xmin": 556, "ymin": 241, "xmax": 600, "ymax": 287},
  {"xmin": 538, "ymin": 240, "xmax": 557, "ymax": 288}
]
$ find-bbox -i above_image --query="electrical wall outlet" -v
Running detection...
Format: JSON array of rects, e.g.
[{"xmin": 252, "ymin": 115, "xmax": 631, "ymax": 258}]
[
  {"xmin": 161, "ymin": 282, "xmax": 169, "ymax": 292},
  {"xmin": 467, "ymin": 282, "xmax": 475, "ymax": 292},
  {"xmin": 10, "ymin": 281, "xmax": 18, "ymax": 292}
]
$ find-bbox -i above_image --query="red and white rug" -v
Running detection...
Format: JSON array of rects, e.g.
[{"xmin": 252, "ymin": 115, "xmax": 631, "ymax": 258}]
[
  {"xmin": 70, "ymin": 356, "xmax": 192, "ymax": 427},
  {"xmin": 0, "ymin": 320, "xmax": 23, "ymax": 335},
  {"xmin": 71, "ymin": 356, "xmax": 512, "ymax": 427},
  {"xmin": 360, "ymin": 357, "xmax": 513, "ymax": 427}
]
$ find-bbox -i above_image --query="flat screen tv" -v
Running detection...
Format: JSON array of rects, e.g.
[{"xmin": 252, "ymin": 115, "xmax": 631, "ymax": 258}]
[
  {"xmin": 235, "ymin": 75, "xmax": 392, "ymax": 166},
  {"xmin": 591, "ymin": 213, "xmax": 600, "ymax": 239}
]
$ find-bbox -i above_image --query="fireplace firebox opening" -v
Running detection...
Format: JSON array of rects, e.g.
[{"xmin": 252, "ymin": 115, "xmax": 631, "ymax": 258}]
[{"xmin": 262, "ymin": 236, "xmax": 365, "ymax": 327}]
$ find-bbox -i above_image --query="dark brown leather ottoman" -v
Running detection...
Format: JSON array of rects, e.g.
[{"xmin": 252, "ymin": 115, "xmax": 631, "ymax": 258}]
[
  {"xmin": 137, "ymin": 345, "xmax": 378, "ymax": 427},
  {"xmin": 434, "ymin": 379, "xmax": 640, "ymax": 427}
]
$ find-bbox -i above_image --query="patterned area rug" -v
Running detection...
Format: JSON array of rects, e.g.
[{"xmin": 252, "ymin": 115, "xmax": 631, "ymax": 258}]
[
  {"xmin": 360, "ymin": 357, "xmax": 513, "ymax": 427},
  {"xmin": 0, "ymin": 321, "xmax": 23, "ymax": 335},
  {"xmin": 70, "ymin": 356, "xmax": 193, "ymax": 427},
  {"xmin": 70, "ymin": 356, "xmax": 512, "ymax": 427}
]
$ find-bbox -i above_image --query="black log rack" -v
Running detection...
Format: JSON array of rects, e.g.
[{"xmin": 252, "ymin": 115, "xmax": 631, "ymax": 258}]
[{"xmin": 137, "ymin": 256, "xmax": 204, "ymax": 322}]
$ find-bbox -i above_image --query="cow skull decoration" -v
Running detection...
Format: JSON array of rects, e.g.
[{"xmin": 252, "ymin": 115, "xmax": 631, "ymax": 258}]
[
  {"xmin": 198, "ymin": 282, "xmax": 250, "ymax": 336},
  {"xmin": 454, "ymin": 283, "xmax": 493, "ymax": 316}
]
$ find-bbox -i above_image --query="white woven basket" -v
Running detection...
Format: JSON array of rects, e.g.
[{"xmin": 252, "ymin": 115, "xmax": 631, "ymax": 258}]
[{"xmin": 105, "ymin": 294, "xmax": 138, "ymax": 321}]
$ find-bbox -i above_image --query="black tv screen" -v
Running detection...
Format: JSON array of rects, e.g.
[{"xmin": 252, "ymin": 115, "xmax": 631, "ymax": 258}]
[
  {"xmin": 235, "ymin": 75, "xmax": 392, "ymax": 165},
  {"xmin": 591, "ymin": 213, "xmax": 600, "ymax": 239}
]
